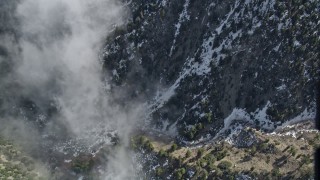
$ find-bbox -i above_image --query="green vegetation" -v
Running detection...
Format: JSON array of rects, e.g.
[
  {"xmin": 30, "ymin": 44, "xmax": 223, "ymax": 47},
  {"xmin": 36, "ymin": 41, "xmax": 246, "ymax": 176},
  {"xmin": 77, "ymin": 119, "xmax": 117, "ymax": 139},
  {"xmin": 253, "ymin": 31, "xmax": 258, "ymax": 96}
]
[
  {"xmin": 289, "ymin": 146, "xmax": 297, "ymax": 157},
  {"xmin": 213, "ymin": 149, "xmax": 227, "ymax": 161},
  {"xmin": 203, "ymin": 153, "xmax": 216, "ymax": 164},
  {"xmin": 197, "ymin": 147, "xmax": 205, "ymax": 158},
  {"xmin": 158, "ymin": 149, "xmax": 168, "ymax": 157},
  {"xmin": 185, "ymin": 149, "xmax": 192, "ymax": 158},
  {"xmin": 71, "ymin": 157, "xmax": 94, "ymax": 173},
  {"xmin": 174, "ymin": 168, "xmax": 186, "ymax": 179},
  {"xmin": 271, "ymin": 168, "xmax": 281, "ymax": 178},
  {"xmin": 300, "ymin": 155, "xmax": 312, "ymax": 165},
  {"xmin": 206, "ymin": 112, "xmax": 213, "ymax": 123},
  {"xmin": 184, "ymin": 123, "xmax": 204, "ymax": 140},
  {"xmin": 155, "ymin": 167, "xmax": 164, "ymax": 177},
  {"xmin": 0, "ymin": 137, "xmax": 45, "ymax": 180},
  {"xmin": 130, "ymin": 135, "xmax": 154, "ymax": 151},
  {"xmin": 217, "ymin": 160, "xmax": 232, "ymax": 170},
  {"xmin": 133, "ymin": 122, "xmax": 319, "ymax": 180},
  {"xmin": 170, "ymin": 143, "xmax": 178, "ymax": 152}
]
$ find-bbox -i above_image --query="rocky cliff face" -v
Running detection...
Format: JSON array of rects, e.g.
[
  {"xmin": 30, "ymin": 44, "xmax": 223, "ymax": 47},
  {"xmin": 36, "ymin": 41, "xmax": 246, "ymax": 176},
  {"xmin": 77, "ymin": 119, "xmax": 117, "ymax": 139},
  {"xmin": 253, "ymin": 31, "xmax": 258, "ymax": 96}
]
[{"xmin": 103, "ymin": 0, "xmax": 319, "ymax": 140}]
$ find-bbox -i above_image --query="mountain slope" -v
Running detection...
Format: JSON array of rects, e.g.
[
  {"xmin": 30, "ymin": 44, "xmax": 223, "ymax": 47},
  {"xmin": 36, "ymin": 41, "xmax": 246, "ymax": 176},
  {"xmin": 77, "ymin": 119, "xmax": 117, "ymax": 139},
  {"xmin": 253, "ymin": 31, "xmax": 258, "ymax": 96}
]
[{"xmin": 103, "ymin": 0, "xmax": 319, "ymax": 141}]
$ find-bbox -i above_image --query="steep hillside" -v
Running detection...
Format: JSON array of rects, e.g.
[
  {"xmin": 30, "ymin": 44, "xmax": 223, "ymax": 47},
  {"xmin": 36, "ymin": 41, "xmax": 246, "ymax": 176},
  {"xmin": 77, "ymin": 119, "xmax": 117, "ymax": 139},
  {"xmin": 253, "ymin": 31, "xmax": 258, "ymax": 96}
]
[
  {"xmin": 0, "ymin": 0, "xmax": 318, "ymax": 179},
  {"xmin": 103, "ymin": 0, "xmax": 319, "ymax": 141}
]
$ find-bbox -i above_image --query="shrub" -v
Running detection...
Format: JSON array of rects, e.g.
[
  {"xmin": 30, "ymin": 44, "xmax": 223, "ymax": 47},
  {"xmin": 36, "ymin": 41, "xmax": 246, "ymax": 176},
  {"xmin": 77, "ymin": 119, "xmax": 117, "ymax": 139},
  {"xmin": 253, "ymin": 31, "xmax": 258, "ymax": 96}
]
[
  {"xmin": 171, "ymin": 143, "xmax": 178, "ymax": 152},
  {"xmin": 71, "ymin": 158, "xmax": 94, "ymax": 173},
  {"xmin": 259, "ymin": 143, "xmax": 268, "ymax": 151},
  {"xmin": 185, "ymin": 123, "xmax": 205, "ymax": 140},
  {"xmin": 175, "ymin": 168, "xmax": 186, "ymax": 179},
  {"xmin": 155, "ymin": 167, "xmax": 164, "ymax": 177},
  {"xmin": 206, "ymin": 112, "xmax": 213, "ymax": 123},
  {"xmin": 185, "ymin": 126, "xmax": 197, "ymax": 140},
  {"xmin": 158, "ymin": 149, "xmax": 168, "ymax": 157},
  {"xmin": 217, "ymin": 161, "xmax": 232, "ymax": 170},
  {"xmin": 197, "ymin": 148, "xmax": 205, "ymax": 157},
  {"xmin": 199, "ymin": 158, "xmax": 207, "ymax": 168},
  {"xmin": 199, "ymin": 169, "xmax": 208, "ymax": 180},
  {"xmin": 266, "ymin": 156, "xmax": 270, "ymax": 164},
  {"xmin": 144, "ymin": 140, "xmax": 154, "ymax": 151},
  {"xmin": 138, "ymin": 136, "xmax": 147, "ymax": 145},
  {"xmin": 271, "ymin": 168, "xmax": 281, "ymax": 177},
  {"xmin": 186, "ymin": 149, "xmax": 192, "ymax": 158},
  {"xmin": 215, "ymin": 150, "xmax": 227, "ymax": 161},
  {"xmin": 251, "ymin": 146, "xmax": 257, "ymax": 155},
  {"xmin": 203, "ymin": 154, "xmax": 216, "ymax": 163},
  {"xmin": 289, "ymin": 146, "xmax": 297, "ymax": 157},
  {"xmin": 196, "ymin": 123, "xmax": 204, "ymax": 130},
  {"xmin": 212, "ymin": 166, "xmax": 223, "ymax": 176},
  {"xmin": 207, "ymin": 162, "xmax": 216, "ymax": 171},
  {"xmin": 301, "ymin": 155, "xmax": 312, "ymax": 165}
]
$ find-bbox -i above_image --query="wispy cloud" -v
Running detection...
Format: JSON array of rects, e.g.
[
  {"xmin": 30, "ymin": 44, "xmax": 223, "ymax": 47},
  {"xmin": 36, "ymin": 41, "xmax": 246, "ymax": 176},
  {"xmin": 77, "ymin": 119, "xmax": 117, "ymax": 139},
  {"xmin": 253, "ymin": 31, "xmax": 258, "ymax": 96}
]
[{"xmin": 0, "ymin": 0, "xmax": 142, "ymax": 179}]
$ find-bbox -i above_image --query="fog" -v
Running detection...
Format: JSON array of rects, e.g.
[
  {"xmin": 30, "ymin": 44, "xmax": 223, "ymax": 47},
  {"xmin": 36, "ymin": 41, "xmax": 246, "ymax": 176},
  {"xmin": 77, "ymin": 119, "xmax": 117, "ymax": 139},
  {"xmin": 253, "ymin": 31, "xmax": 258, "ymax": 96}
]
[
  {"xmin": 16, "ymin": 0, "xmax": 125, "ymax": 136},
  {"xmin": 0, "ymin": 0, "xmax": 142, "ymax": 179}
]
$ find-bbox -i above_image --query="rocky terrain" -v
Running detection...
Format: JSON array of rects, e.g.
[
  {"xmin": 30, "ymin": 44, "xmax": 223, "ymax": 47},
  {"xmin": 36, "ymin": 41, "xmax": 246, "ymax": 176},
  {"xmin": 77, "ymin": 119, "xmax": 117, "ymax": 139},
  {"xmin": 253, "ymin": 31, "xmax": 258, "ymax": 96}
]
[
  {"xmin": 104, "ymin": 0, "xmax": 319, "ymax": 141},
  {"xmin": 0, "ymin": 0, "xmax": 319, "ymax": 179}
]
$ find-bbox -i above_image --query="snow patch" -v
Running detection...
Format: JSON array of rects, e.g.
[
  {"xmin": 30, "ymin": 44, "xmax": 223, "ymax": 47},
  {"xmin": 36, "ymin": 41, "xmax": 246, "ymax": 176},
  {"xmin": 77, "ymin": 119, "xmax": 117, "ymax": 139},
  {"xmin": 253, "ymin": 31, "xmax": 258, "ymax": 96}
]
[
  {"xmin": 273, "ymin": 43, "xmax": 281, "ymax": 51},
  {"xmin": 160, "ymin": 0, "xmax": 168, "ymax": 7},
  {"xmin": 64, "ymin": 159, "xmax": 72, "ymax": 163},
  {"xmin": 112, "ymin": 69, "xmax": 119, "ymax": 78},
  {"xmin": 276, "ymin": 84, "xmax": 286, "ymax": 91},
  {"xmin": 251, "ymin": 101, "xmax": 273, "ymax": 130},
  {"xmin": 294, "ymin": 40, "xmax": 301, "ymax": 47},
  {"xmin": 215, "ymin": 108, "xmax": 251, "ymax": 138},
  {"xmin": 216, "ymin": 0, "xmax": 240, "ymax": 35},
  {"xmin": 216, "ymin": 101, "xmax": 274, "ymax": 139},
  {"xmin": 277, "ymin": 107, "xmax": 316, "ymax": 129},
  {"xmin": 169, "ymin": 0, "xmax": 190, "ymax": 56},
  {"xmin": 149, "ymin": 66, "xmax": 191, "ymax": 112}
]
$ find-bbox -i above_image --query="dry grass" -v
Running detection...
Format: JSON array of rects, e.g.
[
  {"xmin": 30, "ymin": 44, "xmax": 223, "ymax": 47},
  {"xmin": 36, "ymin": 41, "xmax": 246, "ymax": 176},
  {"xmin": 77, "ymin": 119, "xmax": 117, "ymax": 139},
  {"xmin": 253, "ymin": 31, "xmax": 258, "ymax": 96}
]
[{"xmin": 146, "ymin": 121, "xmax": 319, "ymax": 178}]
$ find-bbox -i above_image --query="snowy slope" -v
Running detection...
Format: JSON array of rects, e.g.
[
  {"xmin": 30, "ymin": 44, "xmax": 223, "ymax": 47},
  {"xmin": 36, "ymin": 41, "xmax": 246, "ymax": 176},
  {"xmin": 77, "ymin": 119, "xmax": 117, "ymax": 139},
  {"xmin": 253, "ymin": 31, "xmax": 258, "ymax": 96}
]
[{"xmin": 103, "ymin": 0, "xmax": 319, "ymax": 141}]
